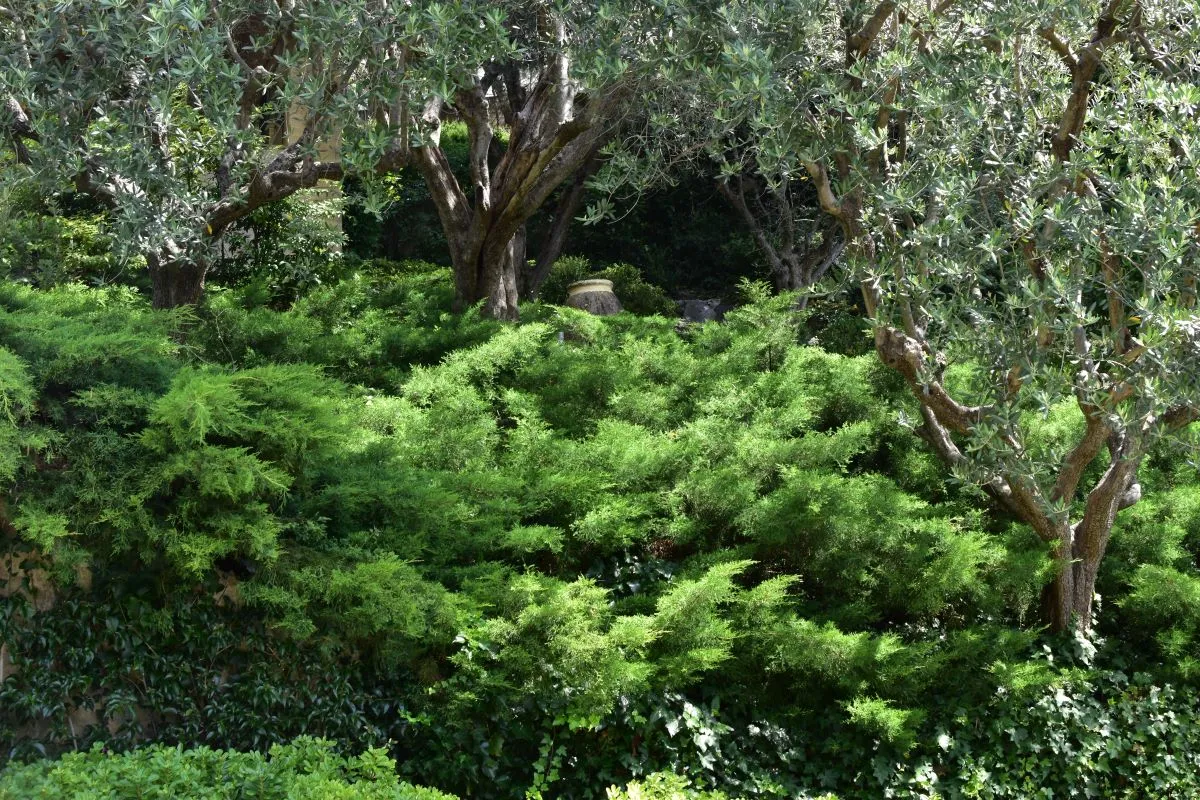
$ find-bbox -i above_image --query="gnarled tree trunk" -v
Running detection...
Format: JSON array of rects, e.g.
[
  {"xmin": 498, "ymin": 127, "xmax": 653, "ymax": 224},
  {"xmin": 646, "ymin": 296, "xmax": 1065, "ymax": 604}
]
[
  {"xmin": 471, "ymin": 226, "xmax": 523, "ymax": 321},
  {"xmin": 408, "ymin": 10, "xmax": 619, "ymax": 321},
  {"xmin": 148, "ymin": 253, "xmax": 207, "ymax": 309}
]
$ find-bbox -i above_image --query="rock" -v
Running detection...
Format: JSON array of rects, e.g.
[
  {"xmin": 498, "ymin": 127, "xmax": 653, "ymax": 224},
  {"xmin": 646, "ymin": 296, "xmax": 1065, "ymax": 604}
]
[{"xmin": 679, "ymin": 298, "xmax": 730, "ymax": 323}]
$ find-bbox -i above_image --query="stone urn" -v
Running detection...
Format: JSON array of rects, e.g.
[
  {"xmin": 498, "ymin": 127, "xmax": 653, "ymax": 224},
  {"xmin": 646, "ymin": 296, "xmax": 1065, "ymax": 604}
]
[{"xmin": 565, "ymin": 279, "xmax": 622, "ymax": 315}]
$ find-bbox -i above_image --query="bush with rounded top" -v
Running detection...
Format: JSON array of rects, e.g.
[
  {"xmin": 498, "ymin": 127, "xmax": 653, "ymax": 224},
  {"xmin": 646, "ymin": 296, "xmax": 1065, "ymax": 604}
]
[{"xmin": 0, "ymin": 737, "xmax": 455, "ymax": 800}]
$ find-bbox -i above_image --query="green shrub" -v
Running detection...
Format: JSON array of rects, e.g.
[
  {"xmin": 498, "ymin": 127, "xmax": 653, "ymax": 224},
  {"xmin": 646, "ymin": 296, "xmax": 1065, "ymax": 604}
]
[
  {"xmin": 604, "ymin": 773, "xmax": 839, "ymax": 800},
  {"xmin": 195, "ymin": 261, "xmax": 499, "ymax": 386},
  {"xmin": 885, "ymin": 670, "xmax": 1200, "ymax": 799},
  {"xmin": 4, "ymin": 274, "xmax": 1199, "ymax": 800},
  {"xmin": 0, "ymin": 185, "xmax": 132, "ymax": 290},
  {"xmin": 605, "ymin": 773, "xmax": 730, "ymax": 800},
  {"xmin": 0, "ymin": 738, "xmax": 454, "ymax": 800},
  {"xmin": 212, "ymin": 188, "xmax": 348, "ymax": 305}
]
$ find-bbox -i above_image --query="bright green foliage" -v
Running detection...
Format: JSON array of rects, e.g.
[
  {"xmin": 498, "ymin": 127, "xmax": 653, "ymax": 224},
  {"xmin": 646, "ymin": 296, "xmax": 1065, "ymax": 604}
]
[
  {"xmin": 196, "ymin": 261, "xmax": 499, "ymax": 385},
  {"xmin": 0, "ymin": 261, "xmax": 1195, "ymax": 797},
  {"xmin": 133, "ymin": 364, "xmax": 350, "ymax": 575},
  {"xmin": 453, "ymin": 576, "xmax": 657, "ymax": 731},
  {"xmin": 1123, "ymin": 566, "xmax": 1200, "ymax": 675},
  {"xmin": 0, "ymin": 199, "xmax": 124, "ymax": 289},
  {"xmin": 1093, "ymin": 447, "xmax": 1200, "ymax": 673},
  {"xmin": 2, "ymin": 0, "xmax": 1200, "ymax": 796},
  {"xmin": 597, "ymin": 0, "xmax": 1200, "ymax": 636},
  {"xmin": 0, "ymin": 274, "xmax": 1055, "ymax": 795},
  {"xmin": 0, "ymin": 738, "xmax": 453, "ymax": 800},
  {"xmin": 605, "ymin": 773, "xmax": 731, "ymax": 800},
  {"xmin": 216, "ymin": 188, "xmax": 349, "ymax": 304},
  {"xmin": 0, "ymin": 275, "xmax": 1094, "ymax": 796},
  {"xmin": 0, "ymin": 345, "xmax": 33, "ymax": 484}
]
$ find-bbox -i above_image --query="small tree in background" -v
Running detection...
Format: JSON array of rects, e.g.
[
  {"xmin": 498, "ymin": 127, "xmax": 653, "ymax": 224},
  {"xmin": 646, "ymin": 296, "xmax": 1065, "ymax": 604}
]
[{"xmin": 407, "ymin": 0, "xmax": 753, "ymax": 319}]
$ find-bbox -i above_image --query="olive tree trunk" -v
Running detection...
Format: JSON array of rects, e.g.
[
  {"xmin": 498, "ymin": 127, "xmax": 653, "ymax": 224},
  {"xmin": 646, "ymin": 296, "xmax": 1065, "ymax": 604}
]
[
  {"xmin": 718, "ymin": 175, "xmax": 844, "ymax": 301},
  {"xmin": 408, "ymin": 13, "xmax": 619, "ymax": 320},
  {"xmin": 148, "ymin": 253, "xmax": 207, "ymax": 310},
  {"xmin": 775, "ymin": 1, "xmax": 1200, "ymax": 635},
  {"xmin": 526, "ymin": 149, "xmax": 603, "ymax": 298}
]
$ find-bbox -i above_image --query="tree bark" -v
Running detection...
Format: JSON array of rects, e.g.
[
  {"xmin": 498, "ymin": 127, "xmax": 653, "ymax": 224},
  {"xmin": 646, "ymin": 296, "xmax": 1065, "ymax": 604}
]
[
  {"xmin": 1041, "ymin": 533, "xmax": 1077, "ymax": 634},
  {"xmin": 413, "ymin": 119, "xmax": 611, "ymax": 320},
  {"xmin": 478, "ymin": 228, "xmax": 522, "ymax": 321},
  {"xmin": 148, "ymin": 252, "xmax": 207, "ymax": 309},
  {"xmin": 720, "ymin": 175, "xmax": 845, "ymax": 300}
]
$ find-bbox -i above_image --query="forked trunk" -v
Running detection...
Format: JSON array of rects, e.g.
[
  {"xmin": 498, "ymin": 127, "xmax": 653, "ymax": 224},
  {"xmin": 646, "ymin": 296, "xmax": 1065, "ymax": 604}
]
[
  {"xmin": 149, "ymin": 253, "xmax": 207, "ymax": 309},
  {"xmin": 1041, "ymin": 535, "xmax": 1080, "ymax": 634},
  {"xmin": 1041, "ymin": 549, "xmax": 1102, "ymax": 634},
  {"xmin": 1039, "ymin": 471, "xmax": 1134, "ymax": 634},
  {"xmin": 452, "ymin": 227, "xmax": 524, "ymax": 321}
]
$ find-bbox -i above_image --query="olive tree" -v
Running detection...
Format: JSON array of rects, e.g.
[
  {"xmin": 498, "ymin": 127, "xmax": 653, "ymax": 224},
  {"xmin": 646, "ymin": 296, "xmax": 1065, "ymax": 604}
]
[
  {"xmin": 0, "ymin": 0, "xmax": 506, "ymax": 308},
  {"xmin": 706, "ymin": 0, "xmax": 1200, "ymax": 631},
  {"xmin": 408, "ymin": 1, "xmax": 747, "ymax": 319}
]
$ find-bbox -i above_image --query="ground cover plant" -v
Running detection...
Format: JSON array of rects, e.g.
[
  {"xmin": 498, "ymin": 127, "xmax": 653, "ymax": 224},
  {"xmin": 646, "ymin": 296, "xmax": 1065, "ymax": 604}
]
[{"xmin": 0, "ymin": 266, "xmax": 1195, "ymax": 797}]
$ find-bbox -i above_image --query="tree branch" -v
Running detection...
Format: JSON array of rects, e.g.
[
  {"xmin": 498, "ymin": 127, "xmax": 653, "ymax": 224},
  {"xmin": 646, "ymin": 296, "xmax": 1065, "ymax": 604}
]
[
  {"xmin": 848, "ymin": 1, "xmax": 898, "ymax": 61},
  {"xmin": 2, "ymin": 95, "xmax": 36, "ymax": 164},
  {"xmin": 719, "ymin": 175, "xmax": 785, "ymax": 278},
  {"xmin": 1037, "ymin": 27, "xmax": 1077, "ymax": 69},
  {"xmin": 1073, "ymin": 430, "xmax": 1143, "ymax": 565},
  {"xmin": 1051, "ymin": 404, "xmax": 1112, "ymax": 504},
  {"xmin": 802, "ymin": 160, "xmax": 843, "ymax": 220},
  {"xmin": 455, "ymin": 84, "xmax": 495, "ymax": 214},
  {"xmin": 1164, "ymin": 404, "xmax": 1199, "ymax": 432},
  {"xmin": 528, "ymin": 145, "xmax": 603, "ymax": 296},
  {"xmin": 874, "ymin": 326, "xmax": 982, "ymax": 435}
]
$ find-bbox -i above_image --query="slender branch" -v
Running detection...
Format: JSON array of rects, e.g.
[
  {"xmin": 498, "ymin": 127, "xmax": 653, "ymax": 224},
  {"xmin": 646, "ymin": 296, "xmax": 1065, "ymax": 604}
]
[
  {"xmin": 3, "ymin": 95, "xmax": 37, "ymax": 164},
  {"xmin": 848, "ymin": 1, "xmax": 898, "ymax": 61},
  {"xmin": 719, "ymin": 176, "xmax": 784, "ymax": 277},
  {"xmin": 1164, "ymin": 404, "xmax": 1200, "ymax": 432},
  {"xmin": 1051, "ymin": 405, "xmax": 1112, "ymax": 504},
  {"xmin": 874, "ymin": 326, "xmax": 982, "ymax": 435},
  {"xmin": 1037, "ymin": 27, "xmax": 1077, "ymax": 69},
  {"xmin": 455, "ymin": 85, "xmax": 495, "ymax": 214},
  {"xmin": 1049, "ymin": 26, "xmax": 1128, "ymax": 162},
  {"xmin": 212, "ymin": 3, "xmax": 255, "ymax": 76},
  {"xmin": 808, "ymin": 233, "xmax": 845, "ymax": 286},
  {"xmin": 773, "ymin": 182, "xmax": 797, "ymax": 259},
  {"xmin": 528, "ymin": 146, "xmax": 603, "ymax": 295},
  {"xmin": 1093, "ymin": 0, "xmax": 1128, "ymax": 43},
  {"xmin": 802, "ymin": 161, "xmax": 843, "ymax": 219}
]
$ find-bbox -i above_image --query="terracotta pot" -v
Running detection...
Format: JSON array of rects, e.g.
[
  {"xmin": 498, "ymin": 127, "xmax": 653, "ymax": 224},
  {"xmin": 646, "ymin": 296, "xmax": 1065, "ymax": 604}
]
[
  {"xmin": 565, "ymin": 279, "xmax": 622, "ymax": 315},
  {"xmin": 567, "ymin": 279, "xmax": 615, "ymax": 297}
]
